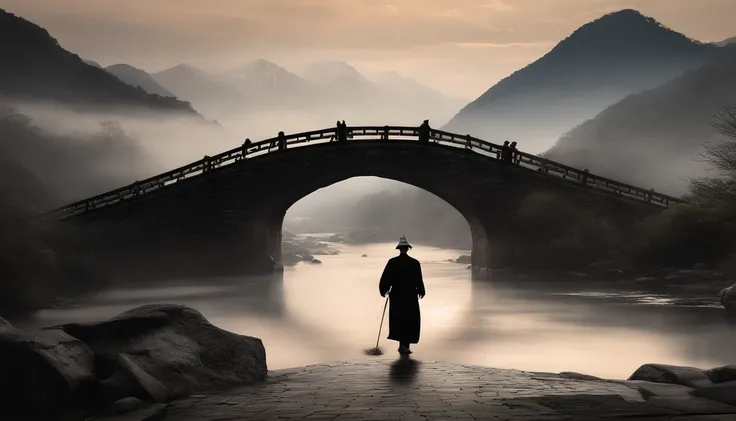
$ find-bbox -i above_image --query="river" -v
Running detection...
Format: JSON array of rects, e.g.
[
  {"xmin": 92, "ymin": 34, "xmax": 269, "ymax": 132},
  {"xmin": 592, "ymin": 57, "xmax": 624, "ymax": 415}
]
[{"xmin": 19, "ymin": 239, "xmax": 736, "ymax": 380}]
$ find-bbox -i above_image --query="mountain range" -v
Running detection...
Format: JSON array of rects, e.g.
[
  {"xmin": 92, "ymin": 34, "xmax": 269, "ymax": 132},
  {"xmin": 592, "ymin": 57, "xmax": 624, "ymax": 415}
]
[
  {"xmin": 0, "ymin": 9, "xmax": 198, "ymax": 116},
  {"xmin": 130, "ymin": 60, "xmax": 462, "ymax": 124},
  {"xmin": 106, "ymin": 64, "xmax": 175, "ymax": 97},
  {"xmin": 718, "ymin": 37, "xmax": 736, "ymax": 47},
  {"xmin": 545, "ymin": 45, "xmax": 736, "ymax": 195},
  {"xmin": 442, "ymin": 9, "xmax": 720, "ymax": 153}
]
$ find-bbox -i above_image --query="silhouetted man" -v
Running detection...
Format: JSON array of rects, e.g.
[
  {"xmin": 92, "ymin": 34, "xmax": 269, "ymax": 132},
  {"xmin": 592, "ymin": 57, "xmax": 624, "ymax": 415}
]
[
  {"xmin": 336, "ymin": 120, "xmax": 348, "ymax": 143},
  {"xmin": 241, "ymin": 138, "xmax": 252, "ymax": 159},
  {"xmin": 379, "ymin": 235, "xmax": 426, "ymax": 354},
  {"xmin": 418, "ymin": 120, "xmax": 430, "ymax": 144},
  {"xmin": 501, "ymin": 141, "xmax": 511, "ymax": 162},
  {"xmin": 509, "ymin": 141, "xmax": 518, "ymax": 164},
  {"xmin": 278, "ymin": 131, "xmax": 286, "ymax": 151}
]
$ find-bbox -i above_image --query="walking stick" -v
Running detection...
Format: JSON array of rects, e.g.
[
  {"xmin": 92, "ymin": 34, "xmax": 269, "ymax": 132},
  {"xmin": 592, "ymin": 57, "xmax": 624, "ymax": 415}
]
[{"xmin": 364, "ymin": 293, "xmax": 389, "ymax": 356}]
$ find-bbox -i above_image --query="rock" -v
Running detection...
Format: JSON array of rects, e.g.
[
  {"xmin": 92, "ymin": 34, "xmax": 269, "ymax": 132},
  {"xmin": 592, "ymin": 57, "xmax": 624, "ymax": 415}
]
[
  {"xmin": 629, "ymin": 364, "xmax": 714, "ymax": 388},
  {"xmin": 327, "ymin": 234, "xmax": 344, "ymax": 243},
  {"xmin": 466, "ymin": 265, "xmax": 472, "ymax": 270},
  {"xmin": 97, "ymin": 354, "xmax": 172, "ymax": 403},
  {"xmin": 455, "ymin": 255, "xmax": 471, "ymax": 264},
  {"xmin": 559, "ymin": 372, "xmax": 601, "ymax": 381},
  {"xmin": 0, "ymin": 318, "xmax": 95, "ymax": 410},
  {"xmin": 106, "ymin": 397, "xmax": 146, "ymax": 415},
  {"xmin": 718, "ymin": 284, "xmax": 736, "ymax": 310},
  {"xmin": 693, "ymin": 381, "xmax": 736, "ymax": 406},
  {"xmin": 707, "ymin": 365, "xmax": 736, "ymax": 383},
  {"xmin": 361, "ymin": 254, "xmax": 368, "ymax": 258},
  {"xmin": 95, "ymin": 403, "xmax": 168, "ymax": 421},
  {"xmin": 311, "ymin": 259, "xmax": 323, "ymax": 264},
  {"xmin": 301, "ymin": 254, "xmax": 315, "ymax": 262},
  {"xmin": 60, "ymin": 304, "xmax": 267, "ymax": 398},
  {"xmin": 281, "ymin": 252, "xmax": 302, "ymax": 266}
]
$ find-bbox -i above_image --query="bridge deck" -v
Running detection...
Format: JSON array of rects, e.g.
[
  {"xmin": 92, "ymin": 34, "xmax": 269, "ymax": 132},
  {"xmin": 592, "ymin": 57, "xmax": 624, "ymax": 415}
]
[{"xmin": 49, "ymin": 125, "xmax": 685, "ymax": 219}]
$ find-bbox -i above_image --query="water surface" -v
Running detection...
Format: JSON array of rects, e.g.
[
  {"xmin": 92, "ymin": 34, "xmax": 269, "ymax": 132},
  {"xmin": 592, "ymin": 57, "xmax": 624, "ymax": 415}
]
[{"xmin": 23, "ymin": 241, "xmax": 736, "ymax": 379}]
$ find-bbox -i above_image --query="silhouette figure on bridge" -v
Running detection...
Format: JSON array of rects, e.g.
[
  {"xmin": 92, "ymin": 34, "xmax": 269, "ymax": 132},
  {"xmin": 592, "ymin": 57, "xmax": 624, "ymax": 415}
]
[
  {"xmin": 379, "ymin": 235, "xmax": 426, "ymax": 355},
  {"xmin": 509, "ymin": 141, "xmax": 518, "ymax": 164},
  {"xmin": 241, "ymin": 138, "xmax": 252, "ymax": 159},
  {"xmin": 336, "ymin": 120, "xmax": 348, "ymax": 143},
  {"xmin": 418, "ymin": 120, "xmax": 431, "ymax": 144},
  {"xmin": 501, "ymin": 141, "xmax": 511, "ymax": 163},
  {"xmin": 278, "ymin": 131, "xmax": 286, "ymax": 151}
]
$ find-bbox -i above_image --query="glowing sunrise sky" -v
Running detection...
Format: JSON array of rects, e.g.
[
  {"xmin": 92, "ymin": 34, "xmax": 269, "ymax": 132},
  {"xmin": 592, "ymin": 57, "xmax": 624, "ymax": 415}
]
[{"xmin": 3, "ymin": 0, "xmax": 734, "ymax": 98}]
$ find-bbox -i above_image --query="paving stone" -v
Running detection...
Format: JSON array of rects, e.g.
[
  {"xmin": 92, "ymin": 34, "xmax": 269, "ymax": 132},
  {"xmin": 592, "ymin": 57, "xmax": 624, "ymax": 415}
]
[{"xmin": 164, "ymin": 360, "xmax": 736, "ymax": 421}]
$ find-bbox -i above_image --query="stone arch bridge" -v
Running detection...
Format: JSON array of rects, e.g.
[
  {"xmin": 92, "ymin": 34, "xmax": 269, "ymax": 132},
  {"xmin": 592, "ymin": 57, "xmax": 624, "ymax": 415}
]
[{"xmin": 47, "ymin": 125, "xmax": 684, "ymax": 278}]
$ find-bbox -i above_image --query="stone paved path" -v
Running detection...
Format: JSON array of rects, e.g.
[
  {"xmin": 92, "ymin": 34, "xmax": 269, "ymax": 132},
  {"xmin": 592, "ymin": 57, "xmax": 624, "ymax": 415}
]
[{"xmin": 166, "ymin": 359, "xmax": 736, "ymax": 421}]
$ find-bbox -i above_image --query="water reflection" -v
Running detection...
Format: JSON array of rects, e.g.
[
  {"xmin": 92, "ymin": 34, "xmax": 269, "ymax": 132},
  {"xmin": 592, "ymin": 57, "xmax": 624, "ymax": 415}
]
[{"xmin": 16, "ymin": 241, "xmax": 736, "ymax": 379}]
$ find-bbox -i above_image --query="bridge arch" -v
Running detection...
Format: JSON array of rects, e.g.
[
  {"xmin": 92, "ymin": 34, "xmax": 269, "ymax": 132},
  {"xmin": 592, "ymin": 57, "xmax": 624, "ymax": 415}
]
[{"xmin": 53, "ymin": 125, "xmax": 681, "ymax": 278}]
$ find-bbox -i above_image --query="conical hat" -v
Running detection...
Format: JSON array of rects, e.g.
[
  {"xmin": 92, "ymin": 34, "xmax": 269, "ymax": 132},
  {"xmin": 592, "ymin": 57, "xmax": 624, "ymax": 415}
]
[{"xmin": 395, "ymin": 235, "xmax": 412, "ymax": 249}]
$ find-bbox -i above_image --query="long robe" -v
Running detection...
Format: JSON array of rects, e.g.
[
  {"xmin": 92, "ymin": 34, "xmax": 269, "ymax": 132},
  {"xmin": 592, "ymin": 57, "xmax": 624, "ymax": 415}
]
[{"xmin": 379, "ymin": 253, "xmax": 426, "ymax": 344}]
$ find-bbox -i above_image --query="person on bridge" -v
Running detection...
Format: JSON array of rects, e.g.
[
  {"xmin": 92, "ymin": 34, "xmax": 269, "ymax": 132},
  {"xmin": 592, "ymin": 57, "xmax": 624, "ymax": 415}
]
[
  {"xmin": 278, "ymin": 131, "xmax": 286, "ymax": 151},
  {"xmin": 336, "ymin": 120, "xmax": 348, "ymax": 143},
  {"xmin": 501, "ymin": 141, "xmax": 511, "ymax": 163},
  {"xmin": 418, "ymin": 120, "xmax": 431, "ymax": 144},
  {"xmin": 509, "ymin": 141, "xmax": 518, "ymax": 164},
  {"xmin": 379, "ymin": 235, "xmax": 426, "ymax": 355}
]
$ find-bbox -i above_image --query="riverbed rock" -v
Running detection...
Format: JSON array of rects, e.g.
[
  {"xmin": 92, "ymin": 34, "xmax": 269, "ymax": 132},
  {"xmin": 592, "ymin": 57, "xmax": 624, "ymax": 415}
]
[
  {"xmin": 718, "ymin": 284, "xmax": 736, "ymax": 310},
  {"xmin": 301, "ymin": 254, "xmax": 315, "ymax": 262},
  {"xmin": 0, "ymin": 317, "xmax": 95, "ymax": 410},
  {"xmin": 282, "ymin": 252, "xmax": 302, "ymax": 266},
  {"xmin": 629, "ymin": 364, "xmax": 714, "ymax": 388},
  {"xmin": 707, "ymin": 365, "xmax": 736, "ymax": 383},
  {"xmin": 455, "ymin": 255, "xmax": 472, "ymax": 264},
  {"xmin": 60, "ymin": 304, "xmax": 267, "ymax": 398},
  {"xmin": 311, "ymin": 259, "xmax": 323, "ymax": 264},
  {"xmin": 362, "ymin": 254, "xmax": 368, "ymax": 258}
]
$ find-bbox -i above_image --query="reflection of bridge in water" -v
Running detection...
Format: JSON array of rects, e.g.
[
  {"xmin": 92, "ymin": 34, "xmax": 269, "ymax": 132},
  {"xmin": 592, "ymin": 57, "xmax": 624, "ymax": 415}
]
[{"xmin": 47, "ymin": 124, "xmax": 686, "ymax": 279}]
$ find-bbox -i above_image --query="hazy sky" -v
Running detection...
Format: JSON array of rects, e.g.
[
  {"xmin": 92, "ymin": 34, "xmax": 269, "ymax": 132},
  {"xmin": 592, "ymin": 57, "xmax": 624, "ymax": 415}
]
[{"xmin": 4, "ymin": 0, "xmax": 735, "ymax": 98}]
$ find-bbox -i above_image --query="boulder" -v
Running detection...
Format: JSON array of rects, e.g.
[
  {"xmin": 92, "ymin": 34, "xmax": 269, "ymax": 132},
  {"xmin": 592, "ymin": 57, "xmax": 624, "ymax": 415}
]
[
  {"xmin": 301, "ymin": 254, "xmax": 315, "ymax": 262},
  {"xmin": 455, "ymin": 255, "xmax": 472, "ymax": 264},
  {"xmin": 311, "ymin": 259, "xmax": 323, "ymax": 264},
  {"xmin": 96, "ymin": 354, "xmax": 171, "ymax": 404},
  {"xmin": 693, "ymin": 381, "xmax": 736, "ymax": 406},
  {"xmin": 707, "ymin": 365, "xmax": 736, "ymax": 383},
  {"xmin": 628, "ymin": 364, "xmax": 714, "ymax": 388},
  {"xmin": 361, "ymin": 254, "xmax": 368, "ymax": 258},
  {"xmin": 0, "ymin": 317, "xmax": 95, "ymax": 410},
  {"xmin": 60, "ymin": 304, "xmax": 267, "ymax": 398},
  {"xmin": 281, "ymin": 252, "xmax": 302, "ymax": 266},
  {"xmin": 104, "ymin": 397, "xmax": 146, "ymax": 416}
]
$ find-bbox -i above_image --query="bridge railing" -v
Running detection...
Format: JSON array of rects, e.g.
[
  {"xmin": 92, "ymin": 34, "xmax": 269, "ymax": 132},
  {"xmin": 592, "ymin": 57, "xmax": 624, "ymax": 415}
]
[{"xmin": 49, "ymin": 125, "xmax": 684, "ymax": 219}]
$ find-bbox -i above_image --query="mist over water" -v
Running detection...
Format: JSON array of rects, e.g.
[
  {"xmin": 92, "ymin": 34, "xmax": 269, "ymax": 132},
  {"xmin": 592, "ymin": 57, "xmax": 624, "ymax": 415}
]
[{"xmin": 20, "ymin": 240, "xmax": 735, "ymax": 379}]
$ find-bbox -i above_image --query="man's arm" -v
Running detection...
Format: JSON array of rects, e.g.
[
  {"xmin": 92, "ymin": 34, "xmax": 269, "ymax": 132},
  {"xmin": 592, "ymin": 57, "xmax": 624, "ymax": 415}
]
[
  {"xmin": 379, "ymin": 260, "xmax": 393, "ymax": 297},
  {"xmin": 416, "ymin": 261, "xmax": 426, "ymax": 299}
]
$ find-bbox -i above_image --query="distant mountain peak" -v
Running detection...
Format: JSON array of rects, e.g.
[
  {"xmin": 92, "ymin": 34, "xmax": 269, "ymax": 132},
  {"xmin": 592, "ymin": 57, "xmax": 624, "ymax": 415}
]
[
  {"xmin": 301, "ymin": 60, "xmax": 374, "ymax": 90},
  {"xmin": 0, "ymin": 9, "xmax": 198, "ymax": 115},
  {"xmin": 558, "ymin": 8, "xmax": 709, "ymax": 51}
]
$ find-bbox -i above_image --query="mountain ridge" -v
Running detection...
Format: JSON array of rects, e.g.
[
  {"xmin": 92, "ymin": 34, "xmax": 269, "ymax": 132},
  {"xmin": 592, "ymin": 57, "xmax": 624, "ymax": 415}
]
[
  {"xmin": 442, "ymin": 9, "xmax": 719, "ymax": 153},
  {"xmin": 544, "ymin": 45, "xmax": 736, "ymax": 195},
  {"xmin": 0, "ymin": 9, "xmax": 199, "ymax": 116},
  {"xmin": 106, "ymin": 64, "xmax": 176, "ymax": 97}
]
